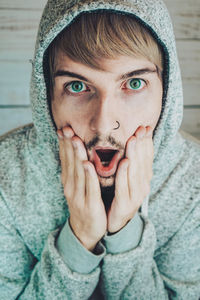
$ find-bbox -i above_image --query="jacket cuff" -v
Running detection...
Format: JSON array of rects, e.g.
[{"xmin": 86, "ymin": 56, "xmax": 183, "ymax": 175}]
[
  {"xmin": 103, "ymin": 213, "xmax": 144, "ymax": 254},
  {"xmin": 56, "ymin": 219, "xmax": 106, "ymax": 274}
]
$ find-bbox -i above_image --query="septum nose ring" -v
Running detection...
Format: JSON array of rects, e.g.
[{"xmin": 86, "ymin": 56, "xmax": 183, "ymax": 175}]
[{"xmin": 113, "ymin": 121, "xmax": 120, "ymax": 130}]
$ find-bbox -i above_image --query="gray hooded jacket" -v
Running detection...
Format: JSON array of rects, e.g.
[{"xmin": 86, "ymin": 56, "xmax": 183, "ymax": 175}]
[{"xmin": 0, "ymin": 0, "xmax": 200, "ymax": 299}]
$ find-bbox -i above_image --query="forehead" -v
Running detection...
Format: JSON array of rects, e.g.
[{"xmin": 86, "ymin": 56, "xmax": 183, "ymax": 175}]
[{"xmin": 55, "ymin": 52, "xmax": 157, "ymax": 78}]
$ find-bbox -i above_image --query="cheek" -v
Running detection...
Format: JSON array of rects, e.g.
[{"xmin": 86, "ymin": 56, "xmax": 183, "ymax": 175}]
[
  {"xmin": 142, "ymin": 104, "xmax": 161, "ymax": 127},
  {"xmin": 51, "ymin": 101, "xmax": 70, "ymax": 128},
  {"xmin": 51, "ymin": 99, "xmax": 90, "ymax": 136},
  {"xmin": 120, "ymin": 91, "xmax": 162, "ymax": 132},
  {"xmin": 138, "ymin": 100, "xmax": 162, "ymax": 129}
]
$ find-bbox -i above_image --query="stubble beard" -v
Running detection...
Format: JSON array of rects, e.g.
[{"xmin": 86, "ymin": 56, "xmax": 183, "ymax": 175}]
[{"xmin": 100, "ymin": 176, "xmax": 115, "ymax": 212}]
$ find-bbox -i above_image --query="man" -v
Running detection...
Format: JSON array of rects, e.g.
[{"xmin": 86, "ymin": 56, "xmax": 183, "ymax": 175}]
[{"xmin": 0, "ymin": 0, "xmax": 199, "ymax": 299}]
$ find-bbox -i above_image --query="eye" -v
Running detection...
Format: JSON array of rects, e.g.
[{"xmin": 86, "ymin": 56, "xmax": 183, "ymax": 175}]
[
  {"xmin": 125, "ymin": 78, "xmax": 146, "ymax": 91},
  {"xmin": 65, "ymin": 81, "xmax": 89, "ymax": 94}
]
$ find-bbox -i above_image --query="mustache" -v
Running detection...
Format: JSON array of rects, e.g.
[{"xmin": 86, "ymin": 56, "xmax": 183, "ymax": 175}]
[{"xmin": 85, "ymin": 134, "xmax": 124, "ymax": 151}]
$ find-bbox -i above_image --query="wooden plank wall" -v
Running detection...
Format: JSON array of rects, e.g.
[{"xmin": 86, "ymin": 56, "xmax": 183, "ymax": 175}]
[{"xmin": 0, "ymin": 0, "xmax": 200, "ymax": 139}]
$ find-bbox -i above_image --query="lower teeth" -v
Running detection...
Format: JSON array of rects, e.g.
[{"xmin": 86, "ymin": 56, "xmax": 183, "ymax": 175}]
[{"xmin": 102, "ymin": 161, "xmax": 110, "ymax": 166}]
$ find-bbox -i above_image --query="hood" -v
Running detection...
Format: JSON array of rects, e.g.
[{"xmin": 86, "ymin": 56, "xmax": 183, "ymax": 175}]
[{"xmin": 30, "ymin": 0, "xmax": 184, "ymax": 216}]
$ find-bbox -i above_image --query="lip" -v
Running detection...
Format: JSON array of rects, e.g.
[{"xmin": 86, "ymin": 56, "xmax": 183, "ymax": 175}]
[
  {"xmin": 89, "ymin": 147, "xmax": 122, "ymax": 177},
  {"xmin": 94, "ymin": 146, "xmax": 117, "ymax": 151}
]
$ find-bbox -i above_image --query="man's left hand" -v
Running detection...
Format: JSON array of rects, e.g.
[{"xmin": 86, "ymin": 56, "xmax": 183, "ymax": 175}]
[{"xmin": 107, "ymin": 126, "xmax": 154, "ymax": 233}]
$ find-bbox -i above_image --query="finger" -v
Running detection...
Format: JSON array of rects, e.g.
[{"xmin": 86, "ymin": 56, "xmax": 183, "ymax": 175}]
[
  {"xmin": 57, "ymin": 129, "xmax": 64, "ymax": 139},
  {"xmin": 125, "ymin": 138, "xmax": 138, "ymax": 200},
  {"xmin": 71, "ymin": 139, "xmax": 86, "ymax": 203},
  {"xmin": 72, "ymin": 136, "xmax": 88, "ymax": 161},
  {"xmin": 146, "ymin": 126, "xmax": 153, "ymax": 138},
  {"xmin": 134, "ymin": 127, "xmax": 153, "ymax": 196},
  {"xmin": 115, "ymin": 158, "xmax": 130, "ymax": 203},
  {"xmin": 62, "ymin": 126, "xmax": 75, "ymax": 139},
  {"xmin": 83, "ymin": 162, "xmax": 101, "ymax": 208},
  {"xmin": 58, "ymin": 133, "xmax": 66, "ymax": 185},
  {"xmin": 144, "ymin": 127, "xmax": 154, "ymax": 180},
  {"xmin": 144, "ymin": 126, "xmax": 154, "ymax": 156},
  {"xmin": 134, "ymin": 126, "xmax": 152, "ymax": 163},
  {"xmin": 135, "ymin": 126, "xmax": 146, "ymax": 139},
  {"xmin": 62, "ymin": 131, "xmax": 75, "ymax": 200},
  {"xmin": 72, "ymin": 136, "xmax": 89, "ymax": 203},
  {"xmin": 126, "ymin": 127, "xmax": 148, "ymax": 201},
  {"xmin": 136, "ymin": 134, "xmax": 149, "ymax": 185},
  {"xmin": 125, "ymin": 125, "xmax": 145, "ymax": 168},
  {"xmin": 125, "ymin": 135, "xmax": 136, "ymax": 160},
  {"xmin": 108, "ymin": 159, "xmax": 130, "ymax": 233}
]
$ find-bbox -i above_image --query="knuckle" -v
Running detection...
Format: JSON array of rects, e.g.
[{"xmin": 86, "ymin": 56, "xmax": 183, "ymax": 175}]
[
  {"xmin": 66, "ymin": 160, "xmax": 73, "ymax": 171},
  {"xmin": 74, "ymin": 169, "xmax": 81, "ymax": 181},
  {"xmin": 70, "ymin": 201, "xmax": 81, "ymax": 213},
  {"xmin": 64, "ymin": 185, "xmax": 73, "ymax": 201}
]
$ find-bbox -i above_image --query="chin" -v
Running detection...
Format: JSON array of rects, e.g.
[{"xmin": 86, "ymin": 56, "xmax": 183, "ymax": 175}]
[
  {"xmin": 99, "ymin": 176, "xmax": 115, "ymax": 211},
  {"xmin": 98, "ymin": 175, "xmax": 115, "ymax": 188}
]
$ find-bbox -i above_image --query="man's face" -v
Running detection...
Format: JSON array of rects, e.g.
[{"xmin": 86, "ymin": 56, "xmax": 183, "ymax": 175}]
[{"xmin": 51, "ymin": 52, "xmax": 163, "ymax": 188}]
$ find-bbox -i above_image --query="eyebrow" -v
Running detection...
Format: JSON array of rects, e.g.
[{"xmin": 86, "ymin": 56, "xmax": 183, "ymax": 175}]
[
  {"xmin": 119, "ymin": 68, "xmax": 157, "ymax": 80},
  {"xmin": 54, "ymin": 70, "xmax": 89, "ymax": 82},
  {"xmin": 54, "ymin": 68, "xmax": 157, "ymax": 82}
]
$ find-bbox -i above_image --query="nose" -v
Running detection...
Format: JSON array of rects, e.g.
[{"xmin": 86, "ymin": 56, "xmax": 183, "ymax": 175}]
[{"xmin": 89, "ymin": 95, "xmax": 117, "ymax": 135}]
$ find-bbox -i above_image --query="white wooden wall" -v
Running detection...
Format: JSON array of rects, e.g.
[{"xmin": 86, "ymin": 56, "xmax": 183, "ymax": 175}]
[{"xmin": 0, "ymin": 0, "xmax": 200, "ymax": 139}]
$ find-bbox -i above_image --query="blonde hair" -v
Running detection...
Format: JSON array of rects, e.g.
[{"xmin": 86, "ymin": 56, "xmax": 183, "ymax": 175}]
[{"xmin": 48, "ymin": 12, "xmax": 163, "ymax": 96}]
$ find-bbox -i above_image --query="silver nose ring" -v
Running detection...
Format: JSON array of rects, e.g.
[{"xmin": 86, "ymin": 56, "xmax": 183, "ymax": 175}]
[{"xmin": 113, "ymin": 121, "xmax": 120, "ymax": 130}]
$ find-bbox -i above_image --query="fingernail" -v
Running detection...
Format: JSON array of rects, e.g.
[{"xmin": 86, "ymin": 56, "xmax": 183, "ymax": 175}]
[
  {"xmin": 138, "ymin": 129, "xmax": 145, "ymax": 139},
  {"xmin": 63, "ymin": 130, "xmax": 72, "ymax": 139},
  {"xmin": 130, "ymin": 137, "xmax": 136, "ymax": 147},
  {"xmin": 83, "ymin": 163, "xmax": 92, "ymax": 174},
  {"xmin": 123, "ymin": 159, "xmax": 129, "ymax": 170},
  {"xmin": 83, "ymin": 164, "xmax": 89, "ymax": 172},
  {"xmin": 146, "ymin": 127, "xmax": 153, "ymax": 137},
  {"xmin": 71, "ymin": 140, "xmax": 78, "ymax": 149},
  {"xmin": 57, "ymin": 132, "xmax": 63, "ymax": 139}
]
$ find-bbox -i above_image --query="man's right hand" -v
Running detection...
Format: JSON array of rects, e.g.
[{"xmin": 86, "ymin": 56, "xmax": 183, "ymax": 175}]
[{"xmin": 57, "ymin": 126, "xmax": 107, "ymax": 252}]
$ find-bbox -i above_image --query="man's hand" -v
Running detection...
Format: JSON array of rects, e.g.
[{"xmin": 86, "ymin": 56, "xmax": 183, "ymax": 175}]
[
  {"xmin": 58, "ymin": 126, "xmax": 107, "ymax": 251},
  {"xmin": 107, "ymin": 126, "xmax": 154, "ymax": 233}
]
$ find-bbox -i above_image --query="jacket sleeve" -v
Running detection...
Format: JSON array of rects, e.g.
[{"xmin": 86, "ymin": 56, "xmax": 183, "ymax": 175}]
[
  {"xmin": 98, "ymin": 204, "xmax": 200, "ymax": 300},
  {"xmin": 0, "ymin": 193, "xmax": 102, "ymax": 300}
]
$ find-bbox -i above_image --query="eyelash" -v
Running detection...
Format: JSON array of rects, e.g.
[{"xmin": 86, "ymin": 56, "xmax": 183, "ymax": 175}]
[
  {"xmin": 64, "ymin": 78, "xmax": 147, "ymax": 96},
  {"xmin": 64, "ymin": 81, "xmax": 89, "ymax": 95},
  {"xmin": 122, "ymin": 78, "xmax": 146, "ymax": 91}
]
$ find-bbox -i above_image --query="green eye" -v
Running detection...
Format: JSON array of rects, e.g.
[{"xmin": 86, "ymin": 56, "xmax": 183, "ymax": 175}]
[
  {"xmin": 67, "ymin": 81, "xmax": 87, "ymax": 93},
  {"xmin": 127, "ymin": 79, "xmax": 144, "ymax": 90}
]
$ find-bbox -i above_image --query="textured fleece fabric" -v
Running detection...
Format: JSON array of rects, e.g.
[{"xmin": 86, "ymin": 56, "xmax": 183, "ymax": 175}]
[{"xmin": 0, "ymin": 0, "xmax": 200, "ymax": 299}]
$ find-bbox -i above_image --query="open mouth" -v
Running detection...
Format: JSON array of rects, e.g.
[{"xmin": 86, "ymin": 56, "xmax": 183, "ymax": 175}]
[
  {"xmin": 95, "ymin": 149, "xmax": 118, "ymax": 166},
  {"xmin": 92, "ymin": 148, "xmax": 121, "ymax": 177}
]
